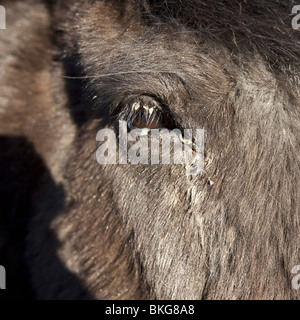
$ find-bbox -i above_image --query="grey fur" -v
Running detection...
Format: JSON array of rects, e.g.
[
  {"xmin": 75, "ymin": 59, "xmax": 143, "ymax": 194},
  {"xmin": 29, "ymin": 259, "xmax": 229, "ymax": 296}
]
[{"xmin": 0, "ymin": 0, "xmax": 300, "ymax": 299}]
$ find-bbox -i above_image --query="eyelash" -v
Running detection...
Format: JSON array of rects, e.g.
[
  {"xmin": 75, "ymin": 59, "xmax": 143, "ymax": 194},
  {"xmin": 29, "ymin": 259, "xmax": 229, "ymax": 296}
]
[{"xmin": 116, "ymin": 97, "xmax": 175, "ymax": 130}]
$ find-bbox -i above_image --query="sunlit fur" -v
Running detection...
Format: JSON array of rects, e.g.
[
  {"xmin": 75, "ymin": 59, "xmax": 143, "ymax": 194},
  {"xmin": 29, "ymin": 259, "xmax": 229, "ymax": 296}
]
[{"xmin": 0, "ymin": 0, "xmax": 300, "ymax": 299}]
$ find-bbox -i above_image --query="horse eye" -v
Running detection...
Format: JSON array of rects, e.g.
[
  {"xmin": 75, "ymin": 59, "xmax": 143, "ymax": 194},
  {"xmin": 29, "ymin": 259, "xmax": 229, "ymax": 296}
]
[{"xmin": 119, "ymin": 97, "xmax": 174, "ymax": 130}]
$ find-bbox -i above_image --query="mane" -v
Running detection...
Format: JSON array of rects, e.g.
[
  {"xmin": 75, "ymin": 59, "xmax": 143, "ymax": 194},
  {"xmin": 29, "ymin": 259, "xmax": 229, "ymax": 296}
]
[{"xmin": 132, "ymin": 0, "xmax": 300, "ymax": 68}]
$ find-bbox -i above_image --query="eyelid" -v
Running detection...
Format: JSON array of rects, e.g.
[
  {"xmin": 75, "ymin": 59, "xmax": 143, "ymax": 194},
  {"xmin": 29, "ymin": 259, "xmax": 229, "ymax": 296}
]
[
  {"xmin": 112, "ymin": 95, "xmax": 162, "ymax": 120},
  {"xmin": 110, "ymin": 94, "xmax": 162, "ymax": 116},
  {"xmin": 113, "ymin": 95, "xmax": 177, "ymax": 130},
  {"xmin": 122, "ymin": 102, "xmax": 163, "ymax": 129}
]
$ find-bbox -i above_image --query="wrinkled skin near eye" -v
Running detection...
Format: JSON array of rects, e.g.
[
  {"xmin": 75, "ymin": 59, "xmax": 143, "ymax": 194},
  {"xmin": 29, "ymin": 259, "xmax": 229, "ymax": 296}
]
[{"xmin": 116, "ymin": 96, "xmax": 175, "ymax": 130}]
